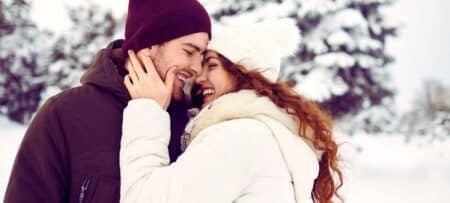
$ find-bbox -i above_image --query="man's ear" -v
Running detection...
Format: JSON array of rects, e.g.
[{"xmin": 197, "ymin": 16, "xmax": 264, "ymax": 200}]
[{"xmin": 137, "ymin": 47, "xmax": 153, "ymax": 58}]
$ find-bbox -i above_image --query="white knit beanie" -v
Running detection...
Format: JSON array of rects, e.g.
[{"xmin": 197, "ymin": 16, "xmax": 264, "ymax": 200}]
[{"xmin": 208, "ymin": 18, "xmax": 301, "ymax": 82}]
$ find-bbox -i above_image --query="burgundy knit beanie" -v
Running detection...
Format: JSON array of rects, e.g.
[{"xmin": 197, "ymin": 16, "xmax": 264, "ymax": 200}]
[{"xmin": 122, "ymin": 0, "xmax": 211, "ymax": 53}]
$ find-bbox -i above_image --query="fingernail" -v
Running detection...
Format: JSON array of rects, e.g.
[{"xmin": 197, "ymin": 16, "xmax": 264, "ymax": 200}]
[{"xmin": 128, "ymin": 50, "xmax": 132, "ymax": 55}]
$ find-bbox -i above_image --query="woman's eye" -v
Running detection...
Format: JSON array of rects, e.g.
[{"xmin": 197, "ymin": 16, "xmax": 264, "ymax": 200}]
[{"xmin": 208, "ymin": 63, "xmax": 217, "ymax": 69}]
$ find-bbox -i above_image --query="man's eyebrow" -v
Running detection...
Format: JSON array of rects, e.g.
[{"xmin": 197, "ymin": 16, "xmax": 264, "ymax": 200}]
[{"xmin": 183, "ymin": 43, "xmax": 202, "ymax": 52}]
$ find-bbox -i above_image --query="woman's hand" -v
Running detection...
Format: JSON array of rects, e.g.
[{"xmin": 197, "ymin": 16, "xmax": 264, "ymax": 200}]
[{"xmin": 124, "ymin": 50, "xmax": 177, "ymax": 110}]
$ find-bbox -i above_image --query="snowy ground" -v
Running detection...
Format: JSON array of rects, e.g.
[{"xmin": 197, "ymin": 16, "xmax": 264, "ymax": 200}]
[
  {"xmin": 0, "ymin": 117, "xmax": 26, "ymax": 201},
  {"xmin": 1, "ymin": 116, "xmax": 449, "ymax": 202},
  {"xmin": 340, "ymin": 134, "xmax": 450, "ymax": 203}
]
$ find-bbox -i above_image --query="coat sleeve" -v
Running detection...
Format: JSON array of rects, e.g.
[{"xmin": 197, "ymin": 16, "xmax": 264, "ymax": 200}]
[
  {"xmin": 120, "ymin": 99, "xmax": 266, "ymax": 203},
  {"xmin": 4, "ymin": 97, "xmax": 70, "ymax": 203}
]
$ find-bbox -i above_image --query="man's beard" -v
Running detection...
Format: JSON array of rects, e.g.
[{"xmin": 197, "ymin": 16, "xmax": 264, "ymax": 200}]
[
  {"xmin": 150, "ymin": 51, "xmax": 185, "ymax": 102},
  {"xmin": 171, "ymin": 79, "xmax": 185, "ymax": 102}
]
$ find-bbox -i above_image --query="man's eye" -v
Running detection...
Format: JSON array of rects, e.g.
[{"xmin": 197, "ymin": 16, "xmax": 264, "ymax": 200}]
[{"xmin": 184, "ymin": 49, "xmax": 194, "ymax": 56}]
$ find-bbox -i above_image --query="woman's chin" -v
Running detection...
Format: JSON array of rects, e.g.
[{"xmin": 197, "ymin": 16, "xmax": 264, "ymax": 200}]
[{"xmin": 201, "ymin": 95, "xmax": 214, "ymax": 108}]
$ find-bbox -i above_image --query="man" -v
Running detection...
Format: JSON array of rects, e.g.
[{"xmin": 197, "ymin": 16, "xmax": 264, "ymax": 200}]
[{"xmin": 4, "ymin": 0, "xmax": 211, "ymax": 202}]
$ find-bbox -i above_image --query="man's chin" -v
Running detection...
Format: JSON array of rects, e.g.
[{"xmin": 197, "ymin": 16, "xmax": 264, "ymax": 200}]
[{"xmin": 171, "ymin": 88, "xmax": 185, "ymax": 102}]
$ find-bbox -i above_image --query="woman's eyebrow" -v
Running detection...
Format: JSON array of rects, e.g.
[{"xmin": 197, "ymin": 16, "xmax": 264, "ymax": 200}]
[{"xmin": 202, "ymin": 56, "xmax": 216, "ymax": 65}]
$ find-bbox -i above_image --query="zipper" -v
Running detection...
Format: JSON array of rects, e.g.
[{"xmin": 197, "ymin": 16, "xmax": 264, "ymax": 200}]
[{"xmin": 79, "ymin": 178, "xmax": 90, "ymax": 203}]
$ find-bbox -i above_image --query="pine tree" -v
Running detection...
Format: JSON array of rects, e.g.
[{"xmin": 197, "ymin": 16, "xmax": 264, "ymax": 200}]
[
  {"xmin": 201, "ymin": 0, "xmax": 398, "ymax": 132},
  {"xmin": 397, "ymin": 81, "xmax": 450, "ymax": 141},
  {"xmin": 0, "ymin": 0, "xmax": 53, "ymax": 123},
  {"xmin": 48, "ymin": 4, "xmax": 122, "ymax": 89},
  {"xmin": 0, "ymin": 1, "xmax": 122, "ymax": 124}
]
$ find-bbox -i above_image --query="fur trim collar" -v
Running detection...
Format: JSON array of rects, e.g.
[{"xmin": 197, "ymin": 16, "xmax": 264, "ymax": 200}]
[{"xmin": 183, "ymin": 90, "xmax": 322, "ymax": 159}]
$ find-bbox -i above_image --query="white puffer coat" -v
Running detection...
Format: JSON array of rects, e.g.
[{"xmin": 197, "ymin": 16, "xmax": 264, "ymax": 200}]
[{"xmin": 120, "ymin": 90, "xmax": 322, "ymax": 203}]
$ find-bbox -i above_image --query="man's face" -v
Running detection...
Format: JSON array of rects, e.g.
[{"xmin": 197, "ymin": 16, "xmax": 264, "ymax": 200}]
[{"xmin": 138, "ymin": 32, "xmax": 209, "ymax": 102}]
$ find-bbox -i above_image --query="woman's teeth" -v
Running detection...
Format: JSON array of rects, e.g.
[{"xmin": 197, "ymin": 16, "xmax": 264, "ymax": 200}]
[{"xmin": 202, "ymin": 88, "xmax": 215, "ymax": 96}]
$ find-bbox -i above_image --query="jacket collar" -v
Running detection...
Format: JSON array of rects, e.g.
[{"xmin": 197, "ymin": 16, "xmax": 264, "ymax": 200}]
[{"xmin": 80, "ymin": 40, "xmax": 131, "ymax": 106}]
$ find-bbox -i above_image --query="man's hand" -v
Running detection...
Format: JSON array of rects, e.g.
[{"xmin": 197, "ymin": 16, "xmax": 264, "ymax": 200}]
[{"xmin": 124, "ymin": 50, "xmax": 177, "ymax": 110}]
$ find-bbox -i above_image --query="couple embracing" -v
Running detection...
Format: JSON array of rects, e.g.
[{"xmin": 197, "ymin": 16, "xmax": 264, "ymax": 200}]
[{"xmin": 5, "ymin": 0, "xmax": 342, "ymax": 202}]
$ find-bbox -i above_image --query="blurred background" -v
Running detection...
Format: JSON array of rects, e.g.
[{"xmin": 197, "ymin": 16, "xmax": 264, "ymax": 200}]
[{"xmin": 0, "ymin": 0, "xmax": 449, "ymax": 202}]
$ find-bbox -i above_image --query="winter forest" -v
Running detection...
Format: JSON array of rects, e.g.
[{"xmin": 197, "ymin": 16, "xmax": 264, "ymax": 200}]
[{"xmin": 1, "ymin": 0, "xmax": 449, "ymax": 202}]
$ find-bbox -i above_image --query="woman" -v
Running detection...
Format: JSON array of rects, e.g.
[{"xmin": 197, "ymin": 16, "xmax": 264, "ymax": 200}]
[{"xmin": 121, "ymin": 19, "xmax": 343, "ymax": 203}]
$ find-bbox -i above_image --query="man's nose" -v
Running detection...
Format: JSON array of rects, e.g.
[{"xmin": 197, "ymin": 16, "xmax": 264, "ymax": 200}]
[{"xmin": 190, "ymin": 57, "xmax": 202, "ymax": 76}]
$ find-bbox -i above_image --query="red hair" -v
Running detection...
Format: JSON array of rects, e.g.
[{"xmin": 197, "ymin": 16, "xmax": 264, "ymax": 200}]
[{"xmin": 218, "ymin": 54, "xmax": 344, "ymax": 203}]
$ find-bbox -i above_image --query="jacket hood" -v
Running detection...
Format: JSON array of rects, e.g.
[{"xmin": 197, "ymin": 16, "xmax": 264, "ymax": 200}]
[{"xmin": 80, "ymin": 40, "xmax": 131, "ymax": 105}]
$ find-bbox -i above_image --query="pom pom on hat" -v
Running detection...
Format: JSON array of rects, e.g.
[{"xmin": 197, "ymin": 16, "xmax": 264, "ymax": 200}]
[{"xmin": 208, "ymin": 18, "xmax": 301, "ymax": 82}]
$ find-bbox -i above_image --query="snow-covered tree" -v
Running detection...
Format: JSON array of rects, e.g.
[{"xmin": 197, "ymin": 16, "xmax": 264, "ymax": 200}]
[
  {"xmin": 201, "ymin": 0, "xmax": 398, "ymax": 133},
  {"xmin": 397, "ymin": 81, "xmax": 450, "ymax": 141},
  {"xmin": 0, "ymin": 0, "xmax": 53, "ymax": 123},
  {"xmin": 0, "ymin": 1, "xmax": 123, "ymax": 123},
  {"xmin": 48, "ymin": 4, "xmax": 123, "ymax": 89}
]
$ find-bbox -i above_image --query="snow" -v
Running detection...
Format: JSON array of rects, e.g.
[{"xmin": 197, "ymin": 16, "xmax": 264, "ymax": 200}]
[
  {"xmin": 314, "ymin": 52, "xmax": 356, "ymax": 68},
  {"xmin": 327, "ymin": 30, "xmax": 356, "ymax": 50},
  {"xmin": 0, "ymin": 117, "xmax": 26, "ymax": 201},
  {"xmin": 294, "ymin": 68, "xmax": 349, "ymax": 101},
  {"xmin": 356, "ymin": 54, "xmax": 383, "ymax": 68},
  {"xmin": 334, "ymin": 9, "xmax": 368, "ymax": 32},
  {"xmin": 30, "ymin": 0, "xmax": 128, "ymax": 34},
  {"xmin": 30, "ymin": 0, "xmax": 71, "ymax": 34},
  {"xmin": 217, "ymin": 1, "xmax": 296, "ymax": 25},
  {"xmin": 340, "ymin": 133, "xmax": 450, "ymax": 203},
  {"xmin": 297, "ymin": 0, "xmax": 343, "ymax": 17},
  {"xmin": 357, "ymin": 37, "xmax": 382, "ymax": 52},
  {"xmin": 1, "ymin": 116, "xmax": 449, "ymax": 202},
  {"xmin": 305, "ymin": 39, "xmax": 328, "ymax": 54}
]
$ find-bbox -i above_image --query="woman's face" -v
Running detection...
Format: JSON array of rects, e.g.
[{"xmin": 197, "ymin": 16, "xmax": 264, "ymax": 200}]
[{"xmin": 194, "ymin": 51, "xmax": 238, "ymax": 108}]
